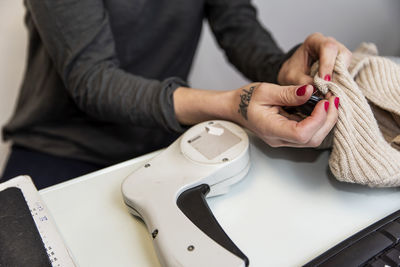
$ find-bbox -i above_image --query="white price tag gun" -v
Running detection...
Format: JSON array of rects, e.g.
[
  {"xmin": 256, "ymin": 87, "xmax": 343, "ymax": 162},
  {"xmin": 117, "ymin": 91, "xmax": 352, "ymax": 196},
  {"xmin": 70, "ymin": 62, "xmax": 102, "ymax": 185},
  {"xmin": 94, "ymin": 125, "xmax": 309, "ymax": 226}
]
[{"xmin": 122, "ymin": 120, "xmax": 250, "ymax": 267}]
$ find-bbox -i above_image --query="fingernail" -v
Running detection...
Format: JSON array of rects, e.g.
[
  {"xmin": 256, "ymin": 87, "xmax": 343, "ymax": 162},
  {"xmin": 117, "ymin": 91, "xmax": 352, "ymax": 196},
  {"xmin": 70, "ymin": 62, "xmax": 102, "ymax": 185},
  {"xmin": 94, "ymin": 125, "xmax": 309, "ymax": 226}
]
[
  {"xmin": 296, "ymin": 85, "xmax": 307, "ymax": 96},
  {"xmin": 335, "ymin": 97, "xmax": 340, "ymax": 109},
  {"xmin": 324, "ymin": 74, "xmax": 331, "ymax": 81},
  {"xmin": 324, "ymin": 101, "xmax": 330, "ymax": 112}
]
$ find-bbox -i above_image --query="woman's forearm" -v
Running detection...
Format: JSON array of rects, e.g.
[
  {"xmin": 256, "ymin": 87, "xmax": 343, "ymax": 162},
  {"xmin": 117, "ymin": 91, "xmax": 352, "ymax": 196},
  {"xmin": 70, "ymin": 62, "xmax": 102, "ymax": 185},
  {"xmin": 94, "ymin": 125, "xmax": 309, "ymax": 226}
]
[{"xmin": 173, "ymin": 86, "xmax": 239, "ymax": 126}]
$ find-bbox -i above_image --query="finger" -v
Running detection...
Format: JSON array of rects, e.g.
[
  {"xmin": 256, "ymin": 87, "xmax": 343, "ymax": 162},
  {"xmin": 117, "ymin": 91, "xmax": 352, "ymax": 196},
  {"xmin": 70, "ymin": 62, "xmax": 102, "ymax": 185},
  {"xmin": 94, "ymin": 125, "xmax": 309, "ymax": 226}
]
[
  {"xmin": 262, "ymin": 99, "xmax": 329, "ymax": 144},
  {"xmin": 304, "ymin": 96, "xmax": 339, "ymax": 147},
  {"xmin": 266, "ymin": 139, "xmax": 313, "ymax": 148},
  {"xmin": 296, "ymin": 74, "xmax": 314, "ymax": 86},
  {"xmin": 264, "ymin": 84, "xmax": 314, "ymax": 107},
  {"xmin": 287, "ymin": 99, "xmax": 330, "ymax": 143},
  {"xmin": 262, "ymin": 138, "xmax": 305, "ymax": 148},
  {"xmin": 338, "ymin": 44, "xmax": 353, "ymax": 69},
  {"xmin": 318, "ymin": 38, "xmax": 339, "ymax": 80}
]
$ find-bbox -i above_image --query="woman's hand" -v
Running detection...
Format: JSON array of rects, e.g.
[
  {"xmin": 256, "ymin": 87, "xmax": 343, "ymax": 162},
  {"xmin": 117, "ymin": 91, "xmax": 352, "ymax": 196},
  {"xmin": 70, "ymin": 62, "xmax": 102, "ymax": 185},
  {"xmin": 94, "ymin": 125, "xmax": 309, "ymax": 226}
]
[
  {"xmin": 277, "ymin": 33, "xmax": 352, "ymax": 85},
  {"xmin": 232, "ymin": 82, "xmax": 339, "ymax": 148},
  {"xmin": 174, "ymin": 82, "xmax": 339, "ymax": 148}
]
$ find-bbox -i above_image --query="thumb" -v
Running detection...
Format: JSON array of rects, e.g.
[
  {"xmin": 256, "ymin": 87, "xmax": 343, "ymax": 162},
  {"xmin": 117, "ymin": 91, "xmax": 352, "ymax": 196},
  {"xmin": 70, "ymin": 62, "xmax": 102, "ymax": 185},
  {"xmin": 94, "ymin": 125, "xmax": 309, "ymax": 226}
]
[{"xmin": 267, "ymin": 84, "xmax": 314, "ymax": 107}]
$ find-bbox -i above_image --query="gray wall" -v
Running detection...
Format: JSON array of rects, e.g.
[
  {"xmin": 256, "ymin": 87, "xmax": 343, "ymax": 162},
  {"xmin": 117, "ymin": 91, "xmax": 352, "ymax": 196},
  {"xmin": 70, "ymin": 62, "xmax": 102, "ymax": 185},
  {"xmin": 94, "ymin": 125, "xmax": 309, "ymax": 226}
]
[
  {"xmin": 189, "ymin": 0, "xmax": 400, "ymax": 90},
  {"xmin": 0, "ymin": 0, "xmax": 399, "ymax": 172}
]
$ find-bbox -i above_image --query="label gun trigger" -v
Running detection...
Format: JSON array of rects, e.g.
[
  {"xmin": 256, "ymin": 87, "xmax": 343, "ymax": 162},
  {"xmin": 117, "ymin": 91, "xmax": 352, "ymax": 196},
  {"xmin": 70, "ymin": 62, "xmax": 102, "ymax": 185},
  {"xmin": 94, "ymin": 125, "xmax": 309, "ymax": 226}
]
[{"xmin": 122, "ymin": 120, "xmax": 250, "ymax": 267}]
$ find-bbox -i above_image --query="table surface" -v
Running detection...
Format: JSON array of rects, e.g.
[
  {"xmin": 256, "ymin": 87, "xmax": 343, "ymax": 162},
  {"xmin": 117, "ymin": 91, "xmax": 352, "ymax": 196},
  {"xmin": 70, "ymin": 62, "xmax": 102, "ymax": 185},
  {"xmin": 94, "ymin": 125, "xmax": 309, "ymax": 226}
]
[{"xmin": 40, "ymin": 134, "xmax": 400, "ymax": 267}]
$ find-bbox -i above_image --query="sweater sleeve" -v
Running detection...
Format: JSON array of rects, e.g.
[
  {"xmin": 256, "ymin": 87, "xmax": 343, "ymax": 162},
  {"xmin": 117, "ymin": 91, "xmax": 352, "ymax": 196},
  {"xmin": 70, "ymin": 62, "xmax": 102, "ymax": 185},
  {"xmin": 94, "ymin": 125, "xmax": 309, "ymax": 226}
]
[
  {"xmin": 25, "ymin": 0, "xmax": 187, "ymax": 133},
  {"xmin": 205, "ymin": 0, "xmax": 298, "ymax": 84}
]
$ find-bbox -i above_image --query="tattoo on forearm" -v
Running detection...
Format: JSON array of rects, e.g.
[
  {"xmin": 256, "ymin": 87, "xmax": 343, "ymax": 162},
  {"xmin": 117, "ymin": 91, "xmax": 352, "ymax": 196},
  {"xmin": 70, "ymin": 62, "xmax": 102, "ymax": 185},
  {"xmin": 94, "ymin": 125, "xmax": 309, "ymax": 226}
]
[{"xmin": 238, "ymin": 86, "xmax": 256, "ymax": 120}]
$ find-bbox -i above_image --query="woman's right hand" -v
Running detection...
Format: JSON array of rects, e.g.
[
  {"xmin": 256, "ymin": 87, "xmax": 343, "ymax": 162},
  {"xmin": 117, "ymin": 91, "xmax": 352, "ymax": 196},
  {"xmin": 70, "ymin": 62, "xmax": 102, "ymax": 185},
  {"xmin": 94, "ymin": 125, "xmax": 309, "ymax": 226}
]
[
  {"xmin": 174, "ymin": 82, "xmax": 339, "ymax": 148},
  {"xmin": 231, "ymin": 82, "xmax": 339, "ymax": 148}
]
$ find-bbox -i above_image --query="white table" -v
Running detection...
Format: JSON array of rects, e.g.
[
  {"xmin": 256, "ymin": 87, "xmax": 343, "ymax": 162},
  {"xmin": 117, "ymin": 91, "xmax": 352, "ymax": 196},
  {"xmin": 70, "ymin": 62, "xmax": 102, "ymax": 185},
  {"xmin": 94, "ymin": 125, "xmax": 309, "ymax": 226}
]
[{"xmin": 40, "ymin": 134, "xmax": 400, "ymax": 267}]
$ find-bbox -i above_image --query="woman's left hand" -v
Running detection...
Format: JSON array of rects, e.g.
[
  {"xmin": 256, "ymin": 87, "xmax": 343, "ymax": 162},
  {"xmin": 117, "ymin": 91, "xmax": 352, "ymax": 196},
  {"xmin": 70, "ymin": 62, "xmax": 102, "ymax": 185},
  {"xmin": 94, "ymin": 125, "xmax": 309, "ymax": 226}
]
[{"xmin": 277, "ymin": 33, "xmax": 352, "ymax": 85}]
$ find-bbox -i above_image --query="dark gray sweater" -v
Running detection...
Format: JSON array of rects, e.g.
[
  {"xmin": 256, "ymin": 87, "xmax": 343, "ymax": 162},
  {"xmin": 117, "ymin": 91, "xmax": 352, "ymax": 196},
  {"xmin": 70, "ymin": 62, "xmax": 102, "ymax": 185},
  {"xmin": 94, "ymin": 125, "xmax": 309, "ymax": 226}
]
[{"xmin": 3, "ymin": 0, "xmax": 295, "ymax": 165}]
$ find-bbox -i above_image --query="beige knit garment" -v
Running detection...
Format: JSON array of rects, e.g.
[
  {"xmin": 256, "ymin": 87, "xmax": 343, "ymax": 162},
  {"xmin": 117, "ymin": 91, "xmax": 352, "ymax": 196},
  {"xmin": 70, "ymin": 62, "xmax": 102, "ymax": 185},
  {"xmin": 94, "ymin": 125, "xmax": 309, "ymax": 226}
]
[{"xmin": 313, "ymin": 43, "xmax": 400, "ymax": 187}]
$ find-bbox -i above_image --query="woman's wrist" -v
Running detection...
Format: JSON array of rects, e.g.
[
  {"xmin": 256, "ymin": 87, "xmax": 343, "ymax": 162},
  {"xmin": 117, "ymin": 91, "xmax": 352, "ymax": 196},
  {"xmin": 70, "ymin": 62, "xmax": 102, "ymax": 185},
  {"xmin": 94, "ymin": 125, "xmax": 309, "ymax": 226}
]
[{"xmin": 173, "ymin": 86, "xmax": 239, "ymax": 126}]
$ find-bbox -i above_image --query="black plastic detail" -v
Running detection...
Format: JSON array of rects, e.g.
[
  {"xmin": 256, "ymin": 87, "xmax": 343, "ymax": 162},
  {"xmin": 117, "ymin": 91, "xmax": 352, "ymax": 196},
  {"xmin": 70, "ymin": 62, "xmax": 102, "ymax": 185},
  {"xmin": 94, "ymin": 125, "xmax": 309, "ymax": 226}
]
[
  {"xmin": 284, "ymin": 95, "xmax": 323, "ymax": 116},
  {"xmin": 177, "ymin": 184, "xmax": 249, "ymax": 266}
]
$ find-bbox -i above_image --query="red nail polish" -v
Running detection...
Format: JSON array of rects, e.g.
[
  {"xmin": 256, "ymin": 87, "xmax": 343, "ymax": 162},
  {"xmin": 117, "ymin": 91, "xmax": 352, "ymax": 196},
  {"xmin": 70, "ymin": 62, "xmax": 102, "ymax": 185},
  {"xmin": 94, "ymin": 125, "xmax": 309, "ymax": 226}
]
[
  {"xmin": 324, "ymin": 101, "xmax": 330, "ymax": 112},
  {"xmin": 324, "ymin": 74, "xmax": 331, "ymax": 81},
  {"xmin": 296, "ymin": 85, "xmax": 307, "ymax": 96},
  {"xmin": 335, "ymin": 97, "xmax": 340, "ymax": 109}
]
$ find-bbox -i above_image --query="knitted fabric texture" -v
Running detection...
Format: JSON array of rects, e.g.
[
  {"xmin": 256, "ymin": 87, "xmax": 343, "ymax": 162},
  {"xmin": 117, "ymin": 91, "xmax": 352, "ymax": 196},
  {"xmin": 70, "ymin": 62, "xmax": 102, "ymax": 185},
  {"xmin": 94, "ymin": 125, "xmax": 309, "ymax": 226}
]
[{"xmin": 313, "ymin": 43, "xmax": 400, "ymax": 187}]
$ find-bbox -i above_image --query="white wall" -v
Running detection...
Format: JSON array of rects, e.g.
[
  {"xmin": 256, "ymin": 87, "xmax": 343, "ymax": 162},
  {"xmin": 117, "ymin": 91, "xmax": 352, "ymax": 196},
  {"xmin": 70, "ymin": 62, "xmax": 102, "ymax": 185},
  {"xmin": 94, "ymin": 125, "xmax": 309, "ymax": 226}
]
[
  {"xmin": 0, "ymin": 0, "xmax": 399, "ymax": 172},
  {"xmin": 0, "ymin": 0, "xmax": 27, "ymax": 171}
]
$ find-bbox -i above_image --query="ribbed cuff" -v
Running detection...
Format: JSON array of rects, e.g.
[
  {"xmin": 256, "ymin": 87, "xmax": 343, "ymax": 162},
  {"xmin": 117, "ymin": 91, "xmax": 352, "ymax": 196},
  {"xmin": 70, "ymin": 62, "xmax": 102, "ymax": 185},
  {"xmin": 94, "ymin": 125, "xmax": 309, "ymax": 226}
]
[{"xmin": 158, "ymin": 77, "xmax": 189, "ymax": 133}]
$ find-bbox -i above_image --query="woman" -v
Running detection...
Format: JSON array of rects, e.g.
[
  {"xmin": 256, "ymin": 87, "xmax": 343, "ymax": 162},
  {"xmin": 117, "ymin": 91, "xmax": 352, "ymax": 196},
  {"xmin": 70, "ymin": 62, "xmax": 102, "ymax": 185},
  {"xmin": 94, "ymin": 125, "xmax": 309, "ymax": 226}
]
[{"xmin": 1, "ymin": 0, "xmax": 351, "ymax": 189}]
